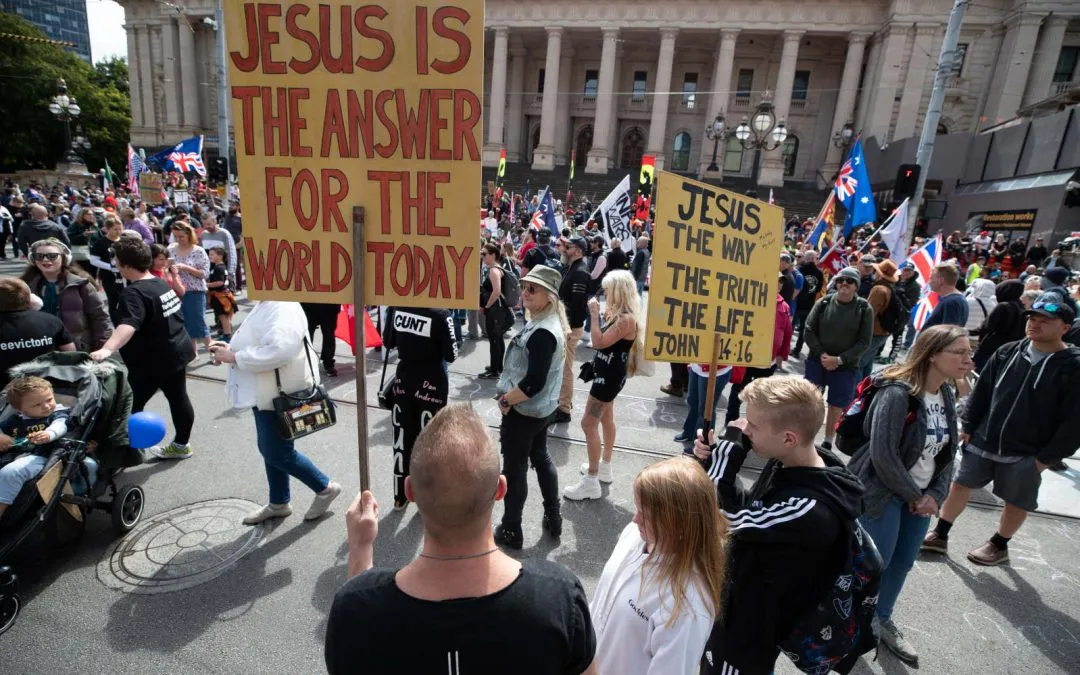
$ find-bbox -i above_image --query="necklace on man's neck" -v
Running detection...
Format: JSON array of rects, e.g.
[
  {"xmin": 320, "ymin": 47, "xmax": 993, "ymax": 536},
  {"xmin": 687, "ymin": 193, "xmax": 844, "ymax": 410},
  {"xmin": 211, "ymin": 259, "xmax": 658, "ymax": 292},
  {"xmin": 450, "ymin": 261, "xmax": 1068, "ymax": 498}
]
[{"xmin": 418, "ymin": 547, "xmax": 499, "ymax": 561}]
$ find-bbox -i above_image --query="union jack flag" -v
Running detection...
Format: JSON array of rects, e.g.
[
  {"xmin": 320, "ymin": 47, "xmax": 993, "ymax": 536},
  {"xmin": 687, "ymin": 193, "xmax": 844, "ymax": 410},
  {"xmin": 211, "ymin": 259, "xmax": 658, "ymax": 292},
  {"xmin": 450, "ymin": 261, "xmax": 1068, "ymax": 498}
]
[
  {"xmin": 907, "ymin": 235, "xmax": 942, "ymax": 331},
  {"xmin": 835, "ymin": 160, "xmax": 857, "ymax": 200}
]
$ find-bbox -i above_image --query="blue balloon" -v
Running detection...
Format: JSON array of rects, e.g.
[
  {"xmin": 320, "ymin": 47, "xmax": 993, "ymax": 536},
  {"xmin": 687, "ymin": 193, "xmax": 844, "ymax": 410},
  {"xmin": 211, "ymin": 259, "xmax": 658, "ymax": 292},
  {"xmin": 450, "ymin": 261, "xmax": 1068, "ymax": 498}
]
[{"xmin": 128, "ymin": 411, "xmax": 167, "ymax": 449}]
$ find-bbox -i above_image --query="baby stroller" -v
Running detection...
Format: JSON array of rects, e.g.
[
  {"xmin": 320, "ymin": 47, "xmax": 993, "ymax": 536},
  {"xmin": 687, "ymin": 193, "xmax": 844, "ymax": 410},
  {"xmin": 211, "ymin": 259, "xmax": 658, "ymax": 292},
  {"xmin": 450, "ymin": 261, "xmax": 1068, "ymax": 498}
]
[{"xmin": 0, "ymin": 352, "xmax": 145, "ymax": 636}]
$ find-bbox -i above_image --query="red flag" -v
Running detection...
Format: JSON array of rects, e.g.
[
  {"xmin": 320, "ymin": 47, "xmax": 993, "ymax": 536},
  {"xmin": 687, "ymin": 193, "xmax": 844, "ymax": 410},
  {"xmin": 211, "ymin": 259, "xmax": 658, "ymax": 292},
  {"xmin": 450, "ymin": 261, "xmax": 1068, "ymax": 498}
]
[{"xmin": 335, "ymin": 305, "xmax": 382, "ymax": 355}]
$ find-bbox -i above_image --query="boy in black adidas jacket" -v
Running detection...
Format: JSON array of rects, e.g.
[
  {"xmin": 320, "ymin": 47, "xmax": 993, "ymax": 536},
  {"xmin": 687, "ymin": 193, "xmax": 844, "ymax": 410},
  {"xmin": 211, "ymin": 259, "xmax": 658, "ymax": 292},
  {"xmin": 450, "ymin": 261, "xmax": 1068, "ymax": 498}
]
[{"xmin": 695, "ymin": 375, "xmax": 865, "ymax": 675}]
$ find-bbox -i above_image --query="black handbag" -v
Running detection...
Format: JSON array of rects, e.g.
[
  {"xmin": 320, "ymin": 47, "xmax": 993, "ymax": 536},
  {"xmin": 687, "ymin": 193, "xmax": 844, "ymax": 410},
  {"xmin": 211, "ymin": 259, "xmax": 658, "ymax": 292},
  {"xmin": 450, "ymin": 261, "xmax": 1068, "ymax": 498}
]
[
  {"xmin": 578, "ymin": 360, "xmax": 595, "ymax": 382},
  {"xmin": 376, "ymin": 345, "xmax": 394, "ymax": 410},
  {"xmin": 272, "ymin": 338, "xmax": 337, "ymax": 440}
]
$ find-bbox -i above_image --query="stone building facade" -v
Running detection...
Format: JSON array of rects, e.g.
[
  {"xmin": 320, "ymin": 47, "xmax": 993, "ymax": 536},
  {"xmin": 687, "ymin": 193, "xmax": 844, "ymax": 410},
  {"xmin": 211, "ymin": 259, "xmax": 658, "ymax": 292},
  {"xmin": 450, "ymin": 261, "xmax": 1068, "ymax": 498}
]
[{"xmin": 119, "ymin": 0, "xmax": 1079, "ymax": 187}]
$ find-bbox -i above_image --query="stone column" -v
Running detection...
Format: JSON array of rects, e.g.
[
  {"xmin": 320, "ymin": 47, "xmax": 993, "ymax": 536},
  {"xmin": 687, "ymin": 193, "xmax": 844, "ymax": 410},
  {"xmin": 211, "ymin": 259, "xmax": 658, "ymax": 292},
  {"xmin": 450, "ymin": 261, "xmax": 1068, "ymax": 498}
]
[
  {"xmin": 984, "ymin": 14, "xmax": 1042, "ymax": 124},
  {"xmin": 554, "ymin": 47, "xmax": 574, "ymax": 166},
  {"xmin": 136, "ymin": 24, "xmax": 156, "ymax": 140},
  {"xmin": 699, "ymin": 28, "xmax": 739, "ymax": 177},
  {"xmin": 586, "ymin": 28, "xmax": 619, "ymax": 174},
  {"xmin": 159, "ymin": 18, "xmax": 179, "ymax": 131},
  {"xmin": 125, "ymin": 24, "xmax": 144, "ymax": 128},
  {"xmin": 865, "ymin": 24, "xmax": 909, "ymax": 144},
  {"xmin": 505, "ymin": 44, "xmax": 527, "ymax": 162},
  {"xmin": 1024, "ymin": 15, "xmax": 1069, "ymax": 106},
  {"xmin": 855, "ymin": 36, "xmax": 882, "ymax": 132},
  {"xmin": 178, "ymin": 18, "xmax": 199, "ymax": 130},
  {"xmin": 894, "ymin": 24, "xmax": 938, "ymax": 140},
  {"xmin": 822, "ymin": 32, "xmax": 870, "ymax": 177},
  {"xmin": 759, "ymin": 30, "xmax": 803, "ymax": 187},
  {"xmin": 483, "ymin": 27, "xmax": 510, "ymax": 166},
  {"xmin": 645, "ymin": 28, "xmax": 678, "ymax": 171},
  {"xmin": 608, "ymin": 46, "xmax": 623, "ymax": 169},
  {"xmin": 532, "ymin": 27, "xmax": 563, "ymax": 171}
]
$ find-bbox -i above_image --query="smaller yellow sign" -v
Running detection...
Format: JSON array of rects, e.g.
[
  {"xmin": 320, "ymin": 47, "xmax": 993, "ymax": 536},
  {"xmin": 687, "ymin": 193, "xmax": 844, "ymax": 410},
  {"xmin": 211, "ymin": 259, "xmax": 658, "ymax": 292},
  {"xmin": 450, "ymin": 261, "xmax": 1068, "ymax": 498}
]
[
  {"xmin": 645, "ymin": 171, "xmax": 785, "ymax": 368},
  {"xmin": 138, "ymin": 173, "xmax": 164, "ymax": 205}
]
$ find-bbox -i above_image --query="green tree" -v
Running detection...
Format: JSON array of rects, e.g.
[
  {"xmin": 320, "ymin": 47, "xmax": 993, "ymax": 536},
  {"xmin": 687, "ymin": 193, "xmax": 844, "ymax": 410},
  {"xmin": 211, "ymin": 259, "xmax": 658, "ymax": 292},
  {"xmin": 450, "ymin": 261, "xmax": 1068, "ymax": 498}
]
[{"xmin": 0, "ymin": 12, "xmax": 131, "ymax": 174}]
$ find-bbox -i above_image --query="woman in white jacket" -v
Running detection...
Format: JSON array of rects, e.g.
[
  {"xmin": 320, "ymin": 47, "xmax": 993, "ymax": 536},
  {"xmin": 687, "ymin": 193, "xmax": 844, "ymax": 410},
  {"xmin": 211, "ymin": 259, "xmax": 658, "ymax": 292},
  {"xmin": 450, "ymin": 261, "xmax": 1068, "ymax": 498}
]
[
  {"xmin": 208, "ymin": 301, "xmax": 342, "ymax": 525},
  {"xmin": 590, "ymin": 456, "xmax": 727, "ymax": 675}
]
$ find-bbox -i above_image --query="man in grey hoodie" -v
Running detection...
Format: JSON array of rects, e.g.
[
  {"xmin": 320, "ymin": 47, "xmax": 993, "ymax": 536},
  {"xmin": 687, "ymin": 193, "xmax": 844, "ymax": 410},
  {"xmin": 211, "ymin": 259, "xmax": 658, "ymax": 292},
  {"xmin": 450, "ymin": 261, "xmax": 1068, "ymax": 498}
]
[
  {"xmin": 923, "ymin": 290, "xmax": 1080, "ymax": 566},
  {"xmin": 16, "ymin": 203, "xmax": 70, "ymax": 258}
]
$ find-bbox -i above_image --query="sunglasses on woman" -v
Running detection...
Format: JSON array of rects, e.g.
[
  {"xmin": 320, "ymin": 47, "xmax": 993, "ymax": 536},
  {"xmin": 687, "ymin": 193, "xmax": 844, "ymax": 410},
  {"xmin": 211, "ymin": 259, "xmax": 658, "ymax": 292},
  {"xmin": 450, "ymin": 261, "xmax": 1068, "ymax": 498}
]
[
  {"xmin": 521, "ymin": 282, "xmax": 541, "ymax": 294},
  {"xmin": 33, "ymin": 252, "xmax": 61, "ymax": 262}
]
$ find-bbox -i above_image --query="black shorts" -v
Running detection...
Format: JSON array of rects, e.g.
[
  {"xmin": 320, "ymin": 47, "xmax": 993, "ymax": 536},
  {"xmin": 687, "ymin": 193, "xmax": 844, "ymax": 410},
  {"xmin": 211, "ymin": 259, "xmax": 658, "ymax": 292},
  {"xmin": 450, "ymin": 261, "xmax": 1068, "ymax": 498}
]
[
  {"xmin": 588, "ymin": 372, "xmax": 626, "ymax": 403},
  {"xmin": 209, "ymin": 294, "xmax": 235, "ymax": 317}
]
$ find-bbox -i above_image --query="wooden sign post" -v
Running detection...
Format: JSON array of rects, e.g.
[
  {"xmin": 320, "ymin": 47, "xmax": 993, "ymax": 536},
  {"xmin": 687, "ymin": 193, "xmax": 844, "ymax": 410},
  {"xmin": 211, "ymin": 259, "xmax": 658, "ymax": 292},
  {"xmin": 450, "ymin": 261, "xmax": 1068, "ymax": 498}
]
[{"xmin": 352, "ymin": 207, "xmax": 369, "ymax": 491}]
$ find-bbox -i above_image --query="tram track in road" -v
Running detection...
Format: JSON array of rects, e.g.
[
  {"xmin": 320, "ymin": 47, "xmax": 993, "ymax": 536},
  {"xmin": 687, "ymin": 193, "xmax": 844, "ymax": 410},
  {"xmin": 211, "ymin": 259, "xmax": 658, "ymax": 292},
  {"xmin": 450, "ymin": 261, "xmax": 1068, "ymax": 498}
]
[{"xmin": 184, "ymin": 369, "xmax": 680, "ymax": 461}]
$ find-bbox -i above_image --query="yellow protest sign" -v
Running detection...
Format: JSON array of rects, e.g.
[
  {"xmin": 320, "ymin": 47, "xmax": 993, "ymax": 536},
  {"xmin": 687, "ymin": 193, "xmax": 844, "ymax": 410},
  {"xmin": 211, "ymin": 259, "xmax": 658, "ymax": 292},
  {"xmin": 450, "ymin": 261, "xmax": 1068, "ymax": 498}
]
[
  {"xmin": 138, "ymin": 173, "xmax": 164, "ymax": 205},
  {"xmin": 225, "ymin": 0, "xmax": 483, "ymax": 307},
  {"xmin": 645, "ymin": 172, "xmax": 784, "ymax": 368}
]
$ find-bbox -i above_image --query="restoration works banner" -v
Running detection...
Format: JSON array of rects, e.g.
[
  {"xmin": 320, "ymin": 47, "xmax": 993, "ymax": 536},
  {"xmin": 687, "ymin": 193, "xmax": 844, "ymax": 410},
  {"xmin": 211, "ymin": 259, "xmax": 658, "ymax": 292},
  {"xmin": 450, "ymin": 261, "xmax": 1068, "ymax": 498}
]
[
  {"xmin": 645, "ymin": 171, "xmax": 784, "ymax": 368},
  {"xmin": 225, "ymin": 1, "xmax": 484, "ymax": 307}
]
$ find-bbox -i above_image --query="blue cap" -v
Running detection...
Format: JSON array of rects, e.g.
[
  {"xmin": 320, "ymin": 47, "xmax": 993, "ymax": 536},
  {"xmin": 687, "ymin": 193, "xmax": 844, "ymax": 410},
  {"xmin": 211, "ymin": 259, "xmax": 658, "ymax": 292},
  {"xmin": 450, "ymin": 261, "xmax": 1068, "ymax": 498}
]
[{"xmin": 899, "ymin": 261, "xmax": 915, "ymax": 271}]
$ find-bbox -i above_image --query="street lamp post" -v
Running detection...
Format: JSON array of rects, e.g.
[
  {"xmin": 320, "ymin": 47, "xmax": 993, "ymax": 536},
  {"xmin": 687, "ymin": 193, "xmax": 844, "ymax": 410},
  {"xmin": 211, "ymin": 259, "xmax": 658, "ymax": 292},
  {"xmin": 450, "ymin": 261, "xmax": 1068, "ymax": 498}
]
[
  {"xmin": 705, "ymin": 113, "xmax": 726, "ymax": 173},
  {"xmin": 47, "ymin": 78, "xmax": 81, "ymax": 164},
  {"xmin": 832, "ymin": 119, "xmax": 855, "ymax": 154},
  {"xmin": 72, "ymin": 125, "xmax": 91, "ymax": 157},
  {"xmin": 734, "ymin": 97, "xmax": 787, "ymax": 198}
]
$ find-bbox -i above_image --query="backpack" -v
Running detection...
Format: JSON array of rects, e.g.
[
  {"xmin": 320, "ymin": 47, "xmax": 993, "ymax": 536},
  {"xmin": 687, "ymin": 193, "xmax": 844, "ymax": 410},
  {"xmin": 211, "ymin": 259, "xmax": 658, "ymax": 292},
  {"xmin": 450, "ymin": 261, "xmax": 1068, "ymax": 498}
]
[
  {"xmin": 778, "ymin": 521, "xmax": 884, "ymax": 674},
  {"xmin": 834, "ymin": 376, "xmax": 919, "ymax": 456},
  {"xmin": 500, "ymin": 261, "xmax": 521, "ymax": 309},
  {"xmin": 541, "ymin": 247, "xmax": 566, "ymax": 276},
  {"xmin": 877, "ymin": 284, "xmax": 905, "ymax": 334}
]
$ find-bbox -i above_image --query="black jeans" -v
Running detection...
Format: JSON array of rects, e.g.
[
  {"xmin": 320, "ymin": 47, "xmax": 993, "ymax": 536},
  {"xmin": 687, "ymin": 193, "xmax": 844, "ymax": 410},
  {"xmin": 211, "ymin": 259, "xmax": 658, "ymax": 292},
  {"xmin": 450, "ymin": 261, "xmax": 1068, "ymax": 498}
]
[
  {"xmin": 500, "ymin": 409, "xmax": 560, "ymax": 529},
  {"xmin": 725, "ymin": 365, "xmax": 776, "ymax": 424},
  {"xmin": 302, "ymin": 303, "xmax": 339, "ymax": 368},
  {"xmin": 130, "ymin": 366, "xmax": 195, "ymax": 445},
  {"xmin": 485, "ymin": 306, "xmax": 510, "ymax": 372},
  {"xmin": 793, "ymin": 308, "xmax": 812, "ymax": 355}
]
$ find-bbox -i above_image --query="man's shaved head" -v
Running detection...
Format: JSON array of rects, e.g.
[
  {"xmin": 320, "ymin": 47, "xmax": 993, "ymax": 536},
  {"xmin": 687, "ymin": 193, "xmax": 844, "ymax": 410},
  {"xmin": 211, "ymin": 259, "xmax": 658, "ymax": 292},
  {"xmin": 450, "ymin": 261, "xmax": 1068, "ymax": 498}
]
[
  {"xmin": 29, "ymin": 203, "xmax": 47, "ymax": 220},
  {"xmin": 408, "ymin": 404, "xmax": 501, "ymax": 543}
]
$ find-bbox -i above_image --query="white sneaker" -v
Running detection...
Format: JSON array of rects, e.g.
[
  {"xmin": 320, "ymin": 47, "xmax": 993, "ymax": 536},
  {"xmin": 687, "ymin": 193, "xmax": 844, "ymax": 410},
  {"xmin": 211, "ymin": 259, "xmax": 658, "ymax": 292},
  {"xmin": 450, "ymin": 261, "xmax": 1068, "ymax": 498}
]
[
  {"xmin": 563, "ymin": 475, "xmax": 602, "ymax": 501},
  {"xmin": 304, "ymin": 481, "xmax": 342, "ymax": 521},
  {"xmin": 242, "ymin": 503, "xmax": 292, "ymax": 525},
  {"xmin": 579, "ymin": 461, "xmax": 613, "ymax": 484}
]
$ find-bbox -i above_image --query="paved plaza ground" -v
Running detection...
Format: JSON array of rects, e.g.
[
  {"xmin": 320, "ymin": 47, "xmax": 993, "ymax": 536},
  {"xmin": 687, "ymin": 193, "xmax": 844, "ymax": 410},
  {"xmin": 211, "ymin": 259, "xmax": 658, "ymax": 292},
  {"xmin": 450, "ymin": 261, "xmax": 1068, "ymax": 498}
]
[{"xmin": 2, "ymin": 275, "xmax": 1078, "ymax": 674}]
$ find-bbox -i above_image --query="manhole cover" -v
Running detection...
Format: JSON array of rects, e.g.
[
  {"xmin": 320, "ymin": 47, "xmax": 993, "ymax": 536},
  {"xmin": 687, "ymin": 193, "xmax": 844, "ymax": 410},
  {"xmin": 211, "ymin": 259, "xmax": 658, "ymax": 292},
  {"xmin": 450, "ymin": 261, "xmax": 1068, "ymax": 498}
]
[{"xmin": 97, "ymin": 498, "xmax": 266, "ymax": 594}]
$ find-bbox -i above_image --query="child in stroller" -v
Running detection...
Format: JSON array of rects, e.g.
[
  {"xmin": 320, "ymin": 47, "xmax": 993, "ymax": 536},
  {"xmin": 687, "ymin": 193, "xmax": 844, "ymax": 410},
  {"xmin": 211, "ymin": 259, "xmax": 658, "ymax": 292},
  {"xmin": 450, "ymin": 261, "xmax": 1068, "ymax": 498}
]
[
  {"xmin": 0, "ymin": 352, "xmax": 145, "ymax": 636},
  {"xmin": 0, "ymin": 376, "xmax": 77, "ymax": 522}
]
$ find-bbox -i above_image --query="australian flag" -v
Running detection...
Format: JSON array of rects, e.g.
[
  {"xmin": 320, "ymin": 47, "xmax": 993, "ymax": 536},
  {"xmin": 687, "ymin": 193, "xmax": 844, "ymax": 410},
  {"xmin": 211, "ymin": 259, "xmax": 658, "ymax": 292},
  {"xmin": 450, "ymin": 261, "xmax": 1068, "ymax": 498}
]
[
  {"xmin": 835, "ymin": 138, "xmax": 876, "ymax": 236},
  {"xmin": 148, "ymin": 135, "xmax": 207, "ymax": 177},
  {"xmin": 530, "ymin": 188, "xmax": 559, "ymax": 237}
]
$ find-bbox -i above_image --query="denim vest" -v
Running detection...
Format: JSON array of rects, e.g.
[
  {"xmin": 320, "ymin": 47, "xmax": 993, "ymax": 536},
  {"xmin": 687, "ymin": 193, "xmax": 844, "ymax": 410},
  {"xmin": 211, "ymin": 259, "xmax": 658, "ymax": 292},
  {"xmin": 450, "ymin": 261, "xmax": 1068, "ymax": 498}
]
[{"xmin": 497, "ymin": 312, "xmax": 565, "ymax": 418}]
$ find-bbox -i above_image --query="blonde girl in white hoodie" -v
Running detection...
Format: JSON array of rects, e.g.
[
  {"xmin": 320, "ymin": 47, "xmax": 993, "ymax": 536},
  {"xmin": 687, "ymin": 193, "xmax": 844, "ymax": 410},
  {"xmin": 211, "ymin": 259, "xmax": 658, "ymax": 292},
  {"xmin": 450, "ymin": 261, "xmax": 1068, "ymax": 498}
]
[{"xmin": 590, "ymin": 456, "xmax": 728, "ymax": 675}]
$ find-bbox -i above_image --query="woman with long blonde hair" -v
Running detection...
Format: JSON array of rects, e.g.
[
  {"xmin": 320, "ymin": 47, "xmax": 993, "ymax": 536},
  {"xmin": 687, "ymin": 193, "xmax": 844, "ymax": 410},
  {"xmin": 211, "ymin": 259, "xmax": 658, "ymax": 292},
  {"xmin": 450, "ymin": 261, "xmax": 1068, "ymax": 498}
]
[
  {"xmin": 847, "ymin": 324, "xmax": 969, "ymax": 665},
  {"xmin": 590, "ymin": 456, "xmax": 728, "ymax": 675},
  {"xmin": 564, "ymin": 270, "xmax": 644, "ymax": 500}
]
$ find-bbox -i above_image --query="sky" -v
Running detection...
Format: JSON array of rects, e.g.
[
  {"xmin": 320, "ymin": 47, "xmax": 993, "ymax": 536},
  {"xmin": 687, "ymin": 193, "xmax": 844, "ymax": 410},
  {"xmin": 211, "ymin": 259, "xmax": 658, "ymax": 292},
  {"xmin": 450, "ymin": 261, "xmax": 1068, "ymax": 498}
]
[{"xmin": 86, "ymin": 0, "xmax": 127, "ymax": 63}]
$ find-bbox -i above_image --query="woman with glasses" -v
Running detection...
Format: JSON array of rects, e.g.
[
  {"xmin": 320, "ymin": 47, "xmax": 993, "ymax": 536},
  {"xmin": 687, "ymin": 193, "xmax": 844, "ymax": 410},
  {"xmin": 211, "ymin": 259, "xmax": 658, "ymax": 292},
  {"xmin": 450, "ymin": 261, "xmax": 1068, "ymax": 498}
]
[
  {"xmin": 494, "ymin": 266, "xmax": 568, "ymax": 550},
  {"xmin": 846, "ymin": 324, "xmax": 970, "ymax": 665},
  {"xmin": 564, "ymin": 270, "xmax": 643, "ymax": 500},
  {"xmin": 479, "ymin": 243, "xmax": 512, "ymax": 379},
  {"xmin": 20, "ymin": 238, "xmax": 112, "ymax": 352},
  {"xmin": 88, "ymin": 213, "xmax": 126, "ymax": 325}
]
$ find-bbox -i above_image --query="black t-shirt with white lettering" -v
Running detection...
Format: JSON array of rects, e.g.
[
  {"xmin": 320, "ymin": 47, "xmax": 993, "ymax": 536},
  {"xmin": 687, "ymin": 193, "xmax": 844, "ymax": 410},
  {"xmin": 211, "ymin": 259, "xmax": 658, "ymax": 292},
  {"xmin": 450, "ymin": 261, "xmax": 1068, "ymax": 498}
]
[
  {"xmin": 324, "ymin": 559, "xmax": 596, "ymax": 675},
  {"xmin": 0, "ymin": 311, "xmax": 73, "ymax": 387},
  {"xmin": 118, "ymin": 277, "xmax": 194, "ymax": 372}
]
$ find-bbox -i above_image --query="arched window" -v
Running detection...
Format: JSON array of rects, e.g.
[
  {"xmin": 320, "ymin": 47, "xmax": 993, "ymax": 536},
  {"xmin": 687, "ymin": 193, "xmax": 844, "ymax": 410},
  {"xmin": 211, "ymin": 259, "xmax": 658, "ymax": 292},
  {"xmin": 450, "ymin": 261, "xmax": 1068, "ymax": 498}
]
[
  {"xmin": 621, "ymin": 127, "xmax": 646, "ymax": 169},
  {"xmin": 937, "ymin": 122, "xmax": 949, "ymax": 135},
  {"xmin": 670, "ymin": 132, "xmax": 692, "ymax": 171},
  {"xmin": 575, "ymin": 126, "xmax": 594, "ymax": 167},
  {"xmin": 782, "ymin": 136, "xmax": 799, "ymax": 177},
  {"xmin": 723, "ymin": 136, "xmax": 743, "ymax": 173}
]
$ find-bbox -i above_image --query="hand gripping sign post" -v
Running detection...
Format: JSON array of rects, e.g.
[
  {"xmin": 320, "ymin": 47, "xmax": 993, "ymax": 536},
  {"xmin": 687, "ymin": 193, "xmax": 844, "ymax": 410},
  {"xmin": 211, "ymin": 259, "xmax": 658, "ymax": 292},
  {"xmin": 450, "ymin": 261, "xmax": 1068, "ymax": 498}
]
[
  {"xmin": 646, "ymin": 172, "xmax": 784, "ymax": 438},
  {"xmin": 225, "ymin": 1, "xmax": 484, "ymax": 489}
]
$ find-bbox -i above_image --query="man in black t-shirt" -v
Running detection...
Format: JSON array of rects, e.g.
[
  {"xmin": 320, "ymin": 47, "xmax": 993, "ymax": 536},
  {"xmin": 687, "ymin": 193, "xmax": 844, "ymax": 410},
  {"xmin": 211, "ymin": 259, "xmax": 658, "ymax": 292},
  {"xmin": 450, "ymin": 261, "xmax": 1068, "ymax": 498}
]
[
  {"xmin": 793, "ymin": 251, "xmax": 825, "ymax": 358},
  {"xmin": 91, "ymin": 238, "xmax": 196, "ymax": 460},
  {"xmin": 0, "ymin": 278, "xmax": 75, "ymax": 388},
  {"xmin": 326, "ymin": 405, "xmax": 597, "ymax": 675}
]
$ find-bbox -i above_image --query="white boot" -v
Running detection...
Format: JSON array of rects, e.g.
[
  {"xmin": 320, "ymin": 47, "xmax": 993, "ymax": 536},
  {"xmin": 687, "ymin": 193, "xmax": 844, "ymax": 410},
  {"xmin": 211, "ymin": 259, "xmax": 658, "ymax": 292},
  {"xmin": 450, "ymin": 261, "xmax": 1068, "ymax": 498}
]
[
  {"xmin": 563, "ymin": 474, "xmax": 602, "ymax": 501},
  {"xmin": 579, "ymin": 460, "xmax": 613, "ymax": 484}
]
